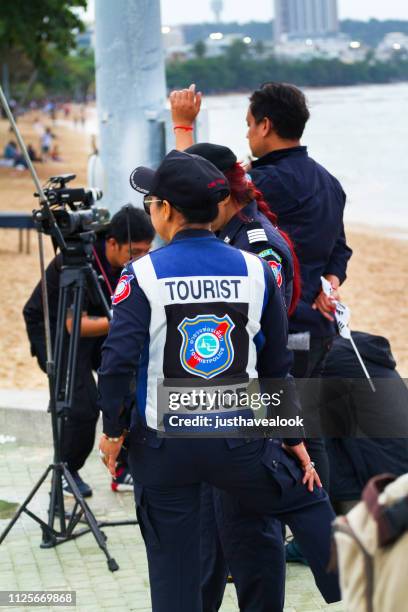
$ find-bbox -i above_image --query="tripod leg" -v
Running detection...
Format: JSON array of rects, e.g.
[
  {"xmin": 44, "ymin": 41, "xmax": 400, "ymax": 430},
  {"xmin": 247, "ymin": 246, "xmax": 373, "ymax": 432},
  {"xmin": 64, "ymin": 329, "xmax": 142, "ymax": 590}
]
[
  {"xmin": 62, "ymin": 465, "xmax": 119, "ymax": 571},
  {"xmin": 53, "ymin": 284, "xmax": 70, "ymax": 412},
  {"xmin": 43, "ymin": 463, "xmax": 67, "ymax": 546},
  {"xmin": 49, "ymin": 279, "xmax": 85, "ymax": 537},
  {"xmin": 65, "ymin": 282, "xmax": 85, "ymax": 408},
  {"xmin": 0, "ymin": 465, "xmax": 53, "ymax": 545}
]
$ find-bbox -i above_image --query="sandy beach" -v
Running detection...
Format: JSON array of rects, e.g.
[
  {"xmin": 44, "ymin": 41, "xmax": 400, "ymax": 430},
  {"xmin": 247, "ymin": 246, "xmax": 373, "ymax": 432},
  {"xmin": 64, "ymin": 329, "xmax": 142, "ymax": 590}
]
[{"xmin": 0, "ymin": 111, "xmax": 407, "ymax": 389}]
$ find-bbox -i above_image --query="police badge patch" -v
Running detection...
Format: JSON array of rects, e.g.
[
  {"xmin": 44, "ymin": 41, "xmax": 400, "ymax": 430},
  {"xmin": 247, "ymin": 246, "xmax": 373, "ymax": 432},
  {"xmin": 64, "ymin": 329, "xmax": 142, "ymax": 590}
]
[
  {"xmin": 112, "ymin": 274, "xmax": 134, "ymax": 305},
  {"xmin": 258, "ymin": 248, "xmax": 283, "ymax": 288},
  {"xmin": 178, "ymin": 314, "xmax": 235, "ymax": 379},
  {"xmin": 267, "ymin": 260, "xmax": 283, "ymax": 288}
]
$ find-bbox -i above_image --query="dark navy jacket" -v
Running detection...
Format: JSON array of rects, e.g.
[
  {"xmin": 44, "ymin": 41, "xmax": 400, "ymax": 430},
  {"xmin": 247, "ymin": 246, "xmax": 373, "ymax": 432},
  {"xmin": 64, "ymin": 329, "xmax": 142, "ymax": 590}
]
[
  {"xmin": 250, "ymin": 146, "xmax": 352, "ymax": 338},
  {"xmin": 322, "ymin": 332, "xmax": 408, "ymax": 500},
  {"xmin": 218, "ymin": 200, "xmax": 294, "ymax": 310}
]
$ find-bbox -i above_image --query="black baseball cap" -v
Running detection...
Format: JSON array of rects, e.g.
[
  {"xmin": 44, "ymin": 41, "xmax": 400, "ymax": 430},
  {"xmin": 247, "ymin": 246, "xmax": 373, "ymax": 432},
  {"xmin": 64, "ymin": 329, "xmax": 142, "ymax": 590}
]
[
  {"xmin": 185, "ymin": 143, "xmax": 237, "ymax": 172},
  {"xmin": 129, "ymin": 149, "xmax": 230, "ymax": 210}
]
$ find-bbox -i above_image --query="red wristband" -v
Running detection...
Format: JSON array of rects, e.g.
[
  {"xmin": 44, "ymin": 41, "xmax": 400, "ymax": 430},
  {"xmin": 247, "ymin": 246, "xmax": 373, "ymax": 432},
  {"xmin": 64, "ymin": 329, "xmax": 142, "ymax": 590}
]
[{"xmin": 173, "ymin": 125, "xmax": 194, "ymax": 131}]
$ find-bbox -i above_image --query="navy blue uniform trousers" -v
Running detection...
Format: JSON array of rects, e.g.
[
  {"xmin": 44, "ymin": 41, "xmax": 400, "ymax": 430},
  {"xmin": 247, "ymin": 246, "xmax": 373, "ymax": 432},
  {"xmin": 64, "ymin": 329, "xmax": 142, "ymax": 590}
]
[
  {"xmin": 201, "ymin": 482, "xmax": 286, "ymax": 612},
  {"xmin": 128, "ymin": 430, "xmax": 340, "ymax": 612}
]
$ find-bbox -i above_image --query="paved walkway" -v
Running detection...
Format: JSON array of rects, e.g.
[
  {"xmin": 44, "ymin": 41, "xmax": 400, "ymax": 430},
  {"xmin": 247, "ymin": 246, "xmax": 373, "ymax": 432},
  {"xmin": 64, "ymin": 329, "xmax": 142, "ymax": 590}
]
[{"xmin": 0, "ymin": 438, "xmax": 344, "ymax": 612}]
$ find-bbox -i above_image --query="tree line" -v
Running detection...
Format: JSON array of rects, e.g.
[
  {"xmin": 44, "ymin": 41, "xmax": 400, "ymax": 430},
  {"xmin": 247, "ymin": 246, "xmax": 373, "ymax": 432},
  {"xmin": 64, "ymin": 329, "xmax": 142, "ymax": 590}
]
[
  {"xmin": 167, "ymin": 45, "xmax": 408, "ymax": 93},
  {"xmin": 7, "ymin": 49, "xmax": 408, "ymax": 103},
  {"xmin": 0, "ymin": 0, "xmax": 91, "ymax": 103}
]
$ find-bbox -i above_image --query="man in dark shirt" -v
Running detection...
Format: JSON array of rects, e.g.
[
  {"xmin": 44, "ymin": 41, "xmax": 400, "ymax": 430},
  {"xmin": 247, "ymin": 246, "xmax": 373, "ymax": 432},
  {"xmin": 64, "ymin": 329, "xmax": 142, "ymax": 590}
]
[
  {"xmin": 247, "ymin": 83, "xmax": 352, "ymax": 343},
  {"xmin": 23, "ymin": 206, "xmax": 154, "ymax": 496},
  {"xmin": 244, "ymin": 83, "xmax": 352, "ymax": 565}
]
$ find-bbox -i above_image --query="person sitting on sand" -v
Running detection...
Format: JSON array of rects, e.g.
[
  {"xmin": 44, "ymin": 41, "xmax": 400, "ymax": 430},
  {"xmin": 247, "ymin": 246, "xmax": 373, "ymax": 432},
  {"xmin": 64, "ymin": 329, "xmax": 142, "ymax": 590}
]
[
  {"xmin": 27, "ymin": 144, "xmax": 41, "ymax": 162},
  {"xmin": 0, "ymin": 141, "xmax": 18, "ymax": 168},
  {"xmin": 3, "ymin": 141, "xmax": 17, "ymax": 160}
]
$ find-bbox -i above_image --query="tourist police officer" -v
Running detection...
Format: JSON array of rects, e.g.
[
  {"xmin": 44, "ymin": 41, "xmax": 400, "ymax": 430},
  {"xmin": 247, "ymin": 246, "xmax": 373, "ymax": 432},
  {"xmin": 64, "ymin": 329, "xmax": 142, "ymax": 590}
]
[
  {"xmin": 98, "ymin": 150, "xmax": 340, "ymax": 612},
  {"xmin": 183, "ymin": 142, "xmax": 301, "ymax": 611}
]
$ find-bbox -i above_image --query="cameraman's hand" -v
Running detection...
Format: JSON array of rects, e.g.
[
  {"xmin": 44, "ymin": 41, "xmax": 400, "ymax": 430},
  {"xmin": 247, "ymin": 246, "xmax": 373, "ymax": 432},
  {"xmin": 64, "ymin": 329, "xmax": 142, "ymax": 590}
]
[
  {"xmin": 66, "ymin": 312, "xmax": 110, "ymax": 337},
  {"xmin": 169, "ymin": 83, "xmax": 202, "ymax": 126}
]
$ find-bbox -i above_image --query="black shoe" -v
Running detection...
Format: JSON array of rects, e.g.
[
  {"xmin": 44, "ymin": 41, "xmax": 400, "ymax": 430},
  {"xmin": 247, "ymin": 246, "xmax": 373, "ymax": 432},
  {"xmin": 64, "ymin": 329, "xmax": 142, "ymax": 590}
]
[{"xmin": 62, "ymin": 471, "xmax": 93, "ymax": 498}]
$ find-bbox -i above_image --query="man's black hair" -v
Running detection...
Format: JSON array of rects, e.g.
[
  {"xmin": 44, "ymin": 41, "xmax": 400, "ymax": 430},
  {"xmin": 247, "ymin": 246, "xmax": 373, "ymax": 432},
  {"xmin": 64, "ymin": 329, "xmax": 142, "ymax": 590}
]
[
  {"xmin": 249, "ymin": 82, "xmax": 310, "ymax": 140},
  {"xmin": 106, "ymin": 205, "xmax": 155, "ymax": 244}
]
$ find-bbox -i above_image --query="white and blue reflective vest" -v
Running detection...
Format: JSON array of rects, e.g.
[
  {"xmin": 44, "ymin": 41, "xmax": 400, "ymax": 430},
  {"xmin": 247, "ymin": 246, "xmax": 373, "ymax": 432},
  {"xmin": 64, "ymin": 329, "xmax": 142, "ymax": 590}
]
[{"xmin": 99, "ymin": 229, "xmax": 292, "ymax": 435}]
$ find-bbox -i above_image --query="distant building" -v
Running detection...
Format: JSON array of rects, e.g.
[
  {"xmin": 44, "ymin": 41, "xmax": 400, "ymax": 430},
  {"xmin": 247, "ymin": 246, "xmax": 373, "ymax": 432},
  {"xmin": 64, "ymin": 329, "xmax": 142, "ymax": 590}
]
[
  {"xmin": 274, "ymin": 34, "xmax": 367, "ymax": 63},
  {"xmin": 164, "ymin": 32, "xmax": 257, "ymax": 61},
  {"xmin": 162, "ymin": 25, "xmax": 185, "ymax": 49},
  {"xmin": 76, "ymin": 26, "xmax": 95, "ymax": 50},
  {"xmin": 162, "ymin": 26, "xmax": 190, "ymax": 60},
  {"xmin": 274, "ymin": 0, "xmax": 339, "ymax": 42},
  {"xmin": 205, "ymin": 33, "xmax": 248, "ymax": 58},
  {"xmin": 376, "ymin": 32, "xmax": 408, "ymax": 61}
]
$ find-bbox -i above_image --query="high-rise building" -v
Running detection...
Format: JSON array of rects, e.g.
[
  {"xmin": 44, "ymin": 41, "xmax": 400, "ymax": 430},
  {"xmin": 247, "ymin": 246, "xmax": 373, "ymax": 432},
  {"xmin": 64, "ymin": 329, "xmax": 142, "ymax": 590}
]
[{"xmin": 274, "ymin": 0, "xmax": 339, "ymax": 42}]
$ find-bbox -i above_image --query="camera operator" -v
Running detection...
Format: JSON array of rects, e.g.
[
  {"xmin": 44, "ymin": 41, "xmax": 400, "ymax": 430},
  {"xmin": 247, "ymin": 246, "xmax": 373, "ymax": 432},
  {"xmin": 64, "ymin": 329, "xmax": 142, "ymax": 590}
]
[{"xmin": 23, "ymin": 205, "xmax": 155, "ymax": 497}]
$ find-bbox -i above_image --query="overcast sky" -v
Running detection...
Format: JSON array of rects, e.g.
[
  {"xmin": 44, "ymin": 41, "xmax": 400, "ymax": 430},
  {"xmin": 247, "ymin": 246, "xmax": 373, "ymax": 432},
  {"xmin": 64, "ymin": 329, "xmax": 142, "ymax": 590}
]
[{"xmin": 85, "ymin": 1, "xmax": 408, "ymax": 25}]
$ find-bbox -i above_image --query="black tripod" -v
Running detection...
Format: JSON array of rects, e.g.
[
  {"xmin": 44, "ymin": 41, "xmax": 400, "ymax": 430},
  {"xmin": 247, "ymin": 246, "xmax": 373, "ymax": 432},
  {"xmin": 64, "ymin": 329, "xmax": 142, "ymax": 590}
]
[
  {"xmin": 0, "ymin": 84, "xmax": 138, "ymax": 572},
  {"xmin": 0, "ymin": 231, "xmax": 138, "ymax": 572}
]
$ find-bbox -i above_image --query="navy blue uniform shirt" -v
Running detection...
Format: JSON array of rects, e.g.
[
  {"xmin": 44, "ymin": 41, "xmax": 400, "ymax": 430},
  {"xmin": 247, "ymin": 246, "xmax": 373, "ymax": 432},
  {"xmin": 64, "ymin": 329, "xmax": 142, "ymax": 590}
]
[
  {"xmin": 218, "ymin": 200, "xmax": 294, "ymax": 310},
  {"xmin": 250, "ymin": 146, "xmax": 352, "ymax": 338}
]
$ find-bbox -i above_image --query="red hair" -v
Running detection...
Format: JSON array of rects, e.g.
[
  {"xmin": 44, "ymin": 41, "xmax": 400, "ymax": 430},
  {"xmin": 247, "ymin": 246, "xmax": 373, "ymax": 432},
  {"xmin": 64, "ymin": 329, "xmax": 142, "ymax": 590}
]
[{"xmin": 224, "ymin": 163, "xmax": 301, "ymax": 316}]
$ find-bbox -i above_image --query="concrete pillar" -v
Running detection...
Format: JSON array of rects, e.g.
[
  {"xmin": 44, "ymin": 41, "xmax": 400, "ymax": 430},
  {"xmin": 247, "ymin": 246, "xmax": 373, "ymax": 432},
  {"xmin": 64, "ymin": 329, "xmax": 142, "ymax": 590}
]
[{"xmin": 94, "ymin": 0, "xmax": 166, "ymax": 211}]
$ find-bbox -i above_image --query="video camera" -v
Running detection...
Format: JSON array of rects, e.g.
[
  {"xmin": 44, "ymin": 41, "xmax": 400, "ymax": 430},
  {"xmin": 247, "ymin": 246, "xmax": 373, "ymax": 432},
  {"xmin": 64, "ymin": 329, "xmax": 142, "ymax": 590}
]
[{"xmin": 33, "ymin": 173, "xmax": 110, "ymax": 237}]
